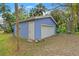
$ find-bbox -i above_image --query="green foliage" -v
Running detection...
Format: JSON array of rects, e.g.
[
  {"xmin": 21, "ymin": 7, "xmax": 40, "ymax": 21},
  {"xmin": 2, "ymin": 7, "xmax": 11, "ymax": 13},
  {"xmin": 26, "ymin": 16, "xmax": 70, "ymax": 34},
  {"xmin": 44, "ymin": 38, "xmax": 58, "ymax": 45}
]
[
  {"xmin": 65, "ymin": 4, "xmax": 79, "ymax": 33},
  {"xmin": 51, "ymin": 3, "xmax": 79, "ymax": 33},
  {"xmin": 0, "ymin": 3, "xmax": 10, "ymax": 14},
  {"xmin": 29, "ymin": 3, "xmax": 47, "ymax": 17},
  {"xmin": 57, "ymin": 23, "xmax": 66, "ymax": 33},
  {"xmin": 18, "ymin": 5, "xmax": 27, "ymax": 20},
  {"xmin": 0, "ymin": 4, "xmax": 13, "ymax": 33},
  {"xmin": 2, "ymin": 12, "xmax": 15, "ymax": 33},
  {"xmin": 51, "ymin": 9, "xmax": 67, "ymax": 33}
]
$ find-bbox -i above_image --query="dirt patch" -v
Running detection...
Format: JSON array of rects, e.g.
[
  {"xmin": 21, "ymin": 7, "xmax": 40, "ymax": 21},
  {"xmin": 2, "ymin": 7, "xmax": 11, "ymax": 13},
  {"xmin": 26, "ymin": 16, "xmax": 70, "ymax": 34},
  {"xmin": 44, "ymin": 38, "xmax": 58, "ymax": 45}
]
[
  {"xmin": 13, "ymin": 34, "xmax": 79, "ymax": 56},
  {"xmin": 0, "ymin": 33, "xmax": 79, "ymax": 56}
]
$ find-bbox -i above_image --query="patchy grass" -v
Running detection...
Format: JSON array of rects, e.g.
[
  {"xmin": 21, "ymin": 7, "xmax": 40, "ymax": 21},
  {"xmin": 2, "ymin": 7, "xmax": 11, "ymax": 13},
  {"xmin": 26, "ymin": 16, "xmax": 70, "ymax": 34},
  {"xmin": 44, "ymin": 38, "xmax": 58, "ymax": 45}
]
[
  {"xmin": 0, "ymin": 33, "xmax": 79, "ymax": 55},
  {"xmin": 0, "ymin": 33, "xmax": 16, "ymax": 55}
]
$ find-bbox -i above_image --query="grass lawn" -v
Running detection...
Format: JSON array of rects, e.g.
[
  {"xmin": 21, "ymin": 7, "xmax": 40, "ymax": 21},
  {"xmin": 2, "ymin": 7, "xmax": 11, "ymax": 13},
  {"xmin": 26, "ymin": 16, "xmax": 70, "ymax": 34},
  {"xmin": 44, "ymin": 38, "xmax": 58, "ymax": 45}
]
[{"xmin": 0, "ymin": 33, "xmax": 79, "ymax": 56}]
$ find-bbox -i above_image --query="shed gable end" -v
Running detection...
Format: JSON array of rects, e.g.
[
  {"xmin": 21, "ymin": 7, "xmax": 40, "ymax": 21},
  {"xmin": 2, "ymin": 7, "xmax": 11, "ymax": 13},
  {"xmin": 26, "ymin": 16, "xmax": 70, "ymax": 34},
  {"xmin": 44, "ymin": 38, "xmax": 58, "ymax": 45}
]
[{"xmin": 35, "ymin": 17, "xmax": 56, "ymax": 40}]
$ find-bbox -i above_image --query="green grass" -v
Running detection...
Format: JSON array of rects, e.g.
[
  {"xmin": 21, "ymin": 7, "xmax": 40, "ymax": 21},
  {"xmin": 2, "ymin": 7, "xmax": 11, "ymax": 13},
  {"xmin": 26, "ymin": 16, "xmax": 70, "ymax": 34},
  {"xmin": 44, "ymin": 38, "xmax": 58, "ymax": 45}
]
[{"xmin": 0, "ymin": 33, "xmax": 16, "ymax": 55}]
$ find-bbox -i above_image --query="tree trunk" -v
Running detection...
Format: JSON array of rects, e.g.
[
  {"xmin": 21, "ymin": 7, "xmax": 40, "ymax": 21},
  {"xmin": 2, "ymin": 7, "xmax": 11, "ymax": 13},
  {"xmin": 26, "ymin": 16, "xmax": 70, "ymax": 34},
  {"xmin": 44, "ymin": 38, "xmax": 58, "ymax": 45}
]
[
  {"xmin": 67, "ymin": 18, "xmax": 71, "ymax": 33},
  {"xmin": 15, "ymin": 3, "xmax": 20, "ymax": 51},
  {"xmin": 67, "ymin": 4, "xmax": 73, "ymax": 33},
  {"xmin": 7, "ymin": 21, "xmax": 13, "ymax": 32},
  {"xmin": 70, "ymin": 3, "xmax": 74, "ymax": 33},
  {"xmin": 77, "ymin": 4, "xmax": 79, "ymax": 31}
]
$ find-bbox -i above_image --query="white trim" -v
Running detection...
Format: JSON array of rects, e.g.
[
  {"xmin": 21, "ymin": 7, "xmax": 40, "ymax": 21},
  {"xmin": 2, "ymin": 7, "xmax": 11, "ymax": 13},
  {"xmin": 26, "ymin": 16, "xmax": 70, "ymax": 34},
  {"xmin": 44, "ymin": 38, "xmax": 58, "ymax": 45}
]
[{"xmin": 28, "ymin": 21, "xmax": 35, "ymax": 40}]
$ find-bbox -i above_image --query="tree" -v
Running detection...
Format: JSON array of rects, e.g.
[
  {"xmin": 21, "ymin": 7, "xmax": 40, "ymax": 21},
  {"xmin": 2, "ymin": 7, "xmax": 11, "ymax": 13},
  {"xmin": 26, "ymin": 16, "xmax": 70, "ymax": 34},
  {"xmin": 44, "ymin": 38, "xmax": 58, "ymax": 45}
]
[
  {"xmin": 66, "ymin": 3, "xmax": 74, "ymax": 33},
  {"xmin": 29, "ymin": 3, "xmax": 47, "ymax": 17},
  {"xmin": 0, "ymin": 3, "xmax": 13, "ymax": 32},
  {"xmin": 35, "ymin": 3, "xmax": 47, "ymax": 16},
  {"xmin": 76, "ymin": 4, "xmax": 79, "ymax": 31},
  {"xmin": 0, "ymin": 3, "xmax": 10, "ymax": 14},
  {"xmin": 51, "ymin": 9, "xmax": 66, "ymax": 33},
  {"xmin": 18, "ymin": 5, "xmax": 27, "ymax": 20},
  {"xmin": 0, "ymin": 3, "xmax": 10, "ymax": 32},
  {"xmin": 3, "ymin": 12, "xmax": 15, "ymax": 32},
  {"xmin": 51, "ymin": 3, "xmax": 79, "ymax": 33},
  {"xmin": 15, "ymin": 3, "xmax": 20, "ymax": 51},
  {"xmin": 29, "ymin": 8, "xmax": 36, "ymax": 17},
  {"xmin": 66, "ymin": 3, "xmax": 79, "ymax": 33}
]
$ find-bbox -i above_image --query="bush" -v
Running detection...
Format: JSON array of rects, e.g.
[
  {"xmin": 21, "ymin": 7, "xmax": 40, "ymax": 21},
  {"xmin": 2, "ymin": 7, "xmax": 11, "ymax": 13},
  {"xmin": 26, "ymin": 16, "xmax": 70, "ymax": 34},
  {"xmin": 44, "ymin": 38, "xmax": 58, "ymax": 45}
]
[{"xmin": 57, "ymin": 24, "xmax": 66, "ymax": 33}]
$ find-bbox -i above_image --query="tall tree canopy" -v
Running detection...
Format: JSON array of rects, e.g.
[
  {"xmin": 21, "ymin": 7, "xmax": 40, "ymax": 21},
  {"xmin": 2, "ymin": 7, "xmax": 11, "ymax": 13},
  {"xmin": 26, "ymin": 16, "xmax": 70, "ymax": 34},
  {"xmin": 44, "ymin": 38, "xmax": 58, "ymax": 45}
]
[
  {"xmin": 29, "ymin": 3, "xmax": 47, "ymax": 17},
  {"xmin": 51, "ymin": 3, "xmax": 79, "ymax": 33},
  {"xmin": 0, "ymin": 3, "xmax": 12, "ymax": 32}
]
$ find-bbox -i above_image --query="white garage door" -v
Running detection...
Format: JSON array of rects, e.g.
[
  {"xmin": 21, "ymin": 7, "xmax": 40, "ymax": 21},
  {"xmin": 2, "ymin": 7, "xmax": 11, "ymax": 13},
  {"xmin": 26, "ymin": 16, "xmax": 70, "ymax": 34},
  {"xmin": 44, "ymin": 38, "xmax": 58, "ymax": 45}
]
[{"xmin": 41, "ymin": 25, "xmax": 55, "ymax": 39}]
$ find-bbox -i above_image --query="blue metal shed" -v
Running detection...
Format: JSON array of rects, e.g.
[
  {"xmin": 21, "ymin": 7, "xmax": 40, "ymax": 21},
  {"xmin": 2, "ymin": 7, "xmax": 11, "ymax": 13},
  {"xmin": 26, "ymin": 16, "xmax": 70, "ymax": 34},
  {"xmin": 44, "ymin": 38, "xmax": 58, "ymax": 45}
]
[{"xmin": 13, "ymin": 16, "xmax": 57, "ymax": 42}]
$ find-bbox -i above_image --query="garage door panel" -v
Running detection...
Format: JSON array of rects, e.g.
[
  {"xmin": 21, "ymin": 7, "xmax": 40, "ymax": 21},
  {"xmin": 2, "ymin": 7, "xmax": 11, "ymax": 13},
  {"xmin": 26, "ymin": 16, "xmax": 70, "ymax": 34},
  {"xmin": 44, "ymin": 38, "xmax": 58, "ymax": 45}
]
[{"xmin": 41, "ymin": 25, "xmax": 55, "ymax": 39}]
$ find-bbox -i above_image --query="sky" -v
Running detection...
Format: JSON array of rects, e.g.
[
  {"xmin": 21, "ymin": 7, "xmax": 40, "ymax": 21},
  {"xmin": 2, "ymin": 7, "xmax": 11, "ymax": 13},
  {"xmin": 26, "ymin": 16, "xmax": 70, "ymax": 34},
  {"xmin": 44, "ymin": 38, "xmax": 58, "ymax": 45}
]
[{"xmin": 5, "ymin": 3, "xmax": 60, "ymax": 13}]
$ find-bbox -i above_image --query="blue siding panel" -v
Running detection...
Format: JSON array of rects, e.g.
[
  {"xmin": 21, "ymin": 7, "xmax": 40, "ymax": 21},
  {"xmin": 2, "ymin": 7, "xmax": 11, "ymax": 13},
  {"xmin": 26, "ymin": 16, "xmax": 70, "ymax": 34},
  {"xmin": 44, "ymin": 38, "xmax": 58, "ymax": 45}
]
[
  {"xmin": 14, "ymin": 22, "xmax": 28, "ymax": 39},
  {"xmin": 19, "ymin": 22, "xmax": 28, "ymax": 39},
  {"xmin": 35, "ymin": 20, "xmax": 41, "ymax": 40},
  {"xmin": 35, "ymin": 18, "xmax": 56, "ymax": 40}
]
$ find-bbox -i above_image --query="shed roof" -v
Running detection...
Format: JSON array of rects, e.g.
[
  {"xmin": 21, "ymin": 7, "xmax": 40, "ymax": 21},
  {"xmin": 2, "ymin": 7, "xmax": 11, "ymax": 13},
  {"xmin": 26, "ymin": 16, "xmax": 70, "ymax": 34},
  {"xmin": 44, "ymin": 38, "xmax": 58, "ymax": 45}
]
[{"xmin": 14, "ymin": 15, "xmax": 57, "ymax": 25}]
